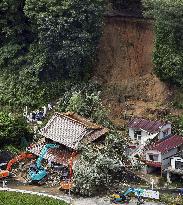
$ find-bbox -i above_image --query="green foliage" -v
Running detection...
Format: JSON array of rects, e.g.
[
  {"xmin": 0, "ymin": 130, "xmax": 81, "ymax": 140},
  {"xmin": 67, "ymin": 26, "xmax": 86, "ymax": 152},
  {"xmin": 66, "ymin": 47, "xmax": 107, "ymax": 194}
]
[
  {"xmin": 73, "ymin": 132, "xmax": 127, "ymax": 196},
  {"xmin": 164, "ymin": 115, "xmax": 183, "ymax": 135},
  {"xmin": 0, "ymin": 191, "xmax": 68, "ymax": 205},
  {"xmin": 160, "ymin": 193, "xmax": 183, "ymax": 205},
  {"xmin": 0, "ymin": 0, "xmax": 105, "ymax": 107},
  {"xmin": 111, "ymin": 0, "xmax": 142, "ymax": 13},
  {"xmin": 0, "ymin": 112, "xmax": 32, "ymax": 147},
  {"xmin": 58, "ymin": 83, "xmax": 112, "ymax": 127},
  {"xmin": 143, "ymin": 0, "xmax": 183, "ymax": 87},
  {"xmin": 3, "ymin": 145, "xmax": 21, "ymax": 155},
  {"xmin": 24, "ymin": 0, "xmax": 105, "ymax": 79}
]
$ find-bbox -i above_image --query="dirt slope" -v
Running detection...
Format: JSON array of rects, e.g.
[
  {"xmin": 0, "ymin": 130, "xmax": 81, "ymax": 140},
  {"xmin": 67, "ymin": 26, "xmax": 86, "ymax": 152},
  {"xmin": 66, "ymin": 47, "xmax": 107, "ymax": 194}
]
[{"xmin": 94, "ymin": 16, "xmax": 172, "ymax": 124}]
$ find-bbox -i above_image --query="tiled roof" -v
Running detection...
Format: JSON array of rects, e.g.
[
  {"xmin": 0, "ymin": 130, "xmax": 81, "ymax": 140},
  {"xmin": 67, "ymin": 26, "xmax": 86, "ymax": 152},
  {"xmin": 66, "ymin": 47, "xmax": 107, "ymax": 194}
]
[
  {"xmin": 128, "ymin": 118, "xmax": 167, "ymax": 133},
  {"xmin": 40, "ymin": 112, "xmax": 108, "ymax": 149},
  {"xmin": 27, "ymin": 143, "xmax": 77, "ymax": 165},
  {"xmin": 147, "ymin": 135, "xmax": 183, "ymax": 154}
]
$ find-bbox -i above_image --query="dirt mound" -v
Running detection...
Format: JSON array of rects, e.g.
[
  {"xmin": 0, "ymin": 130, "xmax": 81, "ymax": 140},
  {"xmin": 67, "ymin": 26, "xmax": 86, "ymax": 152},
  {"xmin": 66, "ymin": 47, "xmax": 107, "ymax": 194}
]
[{"xmin": 94, "ymin": 16, "xmax": 172, "ymax": 125}]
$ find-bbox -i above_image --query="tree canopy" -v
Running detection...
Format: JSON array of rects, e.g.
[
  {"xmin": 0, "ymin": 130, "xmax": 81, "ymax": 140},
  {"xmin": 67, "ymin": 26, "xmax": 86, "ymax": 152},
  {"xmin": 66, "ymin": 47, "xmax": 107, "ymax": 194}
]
[
  {"xmin": 143, "ymin": 0, "xmax": 183, "ymax": 87},
  {"xmin": 0, "ymin": 0, "xmax": 105, "ymax": 107}
]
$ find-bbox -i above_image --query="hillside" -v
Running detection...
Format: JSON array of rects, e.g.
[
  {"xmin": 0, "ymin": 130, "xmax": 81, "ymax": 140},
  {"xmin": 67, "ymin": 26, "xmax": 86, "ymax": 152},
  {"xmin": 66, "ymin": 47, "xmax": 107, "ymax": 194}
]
[{"xmin": 94, "ymin": 15, "xmax": 173, "ymax": 125}]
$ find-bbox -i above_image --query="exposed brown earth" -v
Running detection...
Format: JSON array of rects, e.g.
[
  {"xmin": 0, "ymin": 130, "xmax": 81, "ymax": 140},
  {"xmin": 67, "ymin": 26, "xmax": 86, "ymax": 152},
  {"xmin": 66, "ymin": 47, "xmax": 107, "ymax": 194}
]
[{"xmin": 94, "ymin": 16, "xmax": 173, "ymax": 125}]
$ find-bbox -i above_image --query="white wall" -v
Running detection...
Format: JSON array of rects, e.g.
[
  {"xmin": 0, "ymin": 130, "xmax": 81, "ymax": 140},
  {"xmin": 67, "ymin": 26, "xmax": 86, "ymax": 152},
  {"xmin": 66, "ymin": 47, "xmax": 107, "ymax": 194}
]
[
  {"xmin": 171, "ymin": 157, "xmax": 183, "ymax": 170},
  {"xmin": 145, "ymin": 150, "xmax": 161, "ymax": 162},
  {"xmin": 129, "ymin": 128, "xmax": 158, "ymax": 145},
  {"xmin": 129, "ymin": 128, "xmax": 134, "ymax": 140},
  {"xmin": 159, "ymin": 123, "xmax": 171, "ymax": 140},
  {"xmin": 162, "ymin": 148, "xmax": 177, "ymax": 169}
]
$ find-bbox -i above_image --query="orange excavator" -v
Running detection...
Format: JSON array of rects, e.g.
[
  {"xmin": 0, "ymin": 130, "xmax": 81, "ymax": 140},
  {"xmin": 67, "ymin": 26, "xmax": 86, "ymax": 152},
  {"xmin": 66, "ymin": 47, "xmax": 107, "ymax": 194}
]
[
  {"xmin": 60, "ymin": 157, "xmax": 73, "ymax": 190},
  {"xmin": 0, "ymin": 152, "xmax": 34, "ymax": 179},
  {"xmin": 59, "ymin": 151, "xmax": 78, "ymax": 190}
]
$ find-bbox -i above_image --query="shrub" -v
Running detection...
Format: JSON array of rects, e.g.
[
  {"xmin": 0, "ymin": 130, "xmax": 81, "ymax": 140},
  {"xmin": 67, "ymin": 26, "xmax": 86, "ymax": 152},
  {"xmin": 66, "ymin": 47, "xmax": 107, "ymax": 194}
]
[
  {"xmin": 143, "ymin": 0, "xmax": 183, "ymax": 87},
  {"xmin": 0, "ymin": 112, "xmax": 32, "ymax": 147},
  {"xmin": 72, "ymin": 132, "xmax": 127, "ymax": 196},
  {"xmin": 59, "ymin": 83, "xmax": 113, "ymax": 128}
]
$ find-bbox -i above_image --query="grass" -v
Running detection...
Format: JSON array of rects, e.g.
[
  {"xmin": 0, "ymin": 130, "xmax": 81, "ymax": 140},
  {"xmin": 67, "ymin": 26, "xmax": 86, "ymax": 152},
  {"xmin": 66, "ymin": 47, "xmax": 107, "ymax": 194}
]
[{"xmin": 0, "ymin": 191, "xmax": 68, "ymax": 205}]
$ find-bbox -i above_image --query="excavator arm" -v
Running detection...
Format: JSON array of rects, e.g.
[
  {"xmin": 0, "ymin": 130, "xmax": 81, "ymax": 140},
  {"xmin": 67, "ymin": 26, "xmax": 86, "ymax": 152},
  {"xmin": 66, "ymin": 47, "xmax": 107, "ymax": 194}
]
[
  {"xmin": 60, "ymin": 151, "xmax": 77, "ymax": 190},
  {"xmin": 7, "ymin": 153, "xmax": 33, "ymax": 171},
  {"xmin": 35, "ymin": 144, "xmax": 59, "ymax": 170},
  {"xmin": 0, "ymin": 152, "xmax": 34, "ymax": 179},
  {"xmin": 123, "ymin": 188, "xmax": 143, "ymax": 197},
  {"xmin": 29, "ymin": 144, "xmax": 59, "ymax": 184}
]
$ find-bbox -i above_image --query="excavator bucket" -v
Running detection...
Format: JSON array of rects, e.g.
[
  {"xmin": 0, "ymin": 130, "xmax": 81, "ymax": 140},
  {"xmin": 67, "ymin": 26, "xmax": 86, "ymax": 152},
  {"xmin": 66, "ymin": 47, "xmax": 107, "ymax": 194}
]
[
  {"xmin": 0, "ymin": 170, "xmax": 9, "ymax": 179},
  {"xmin": 60, "ymin": 181, "xmax": 73, "ymax": 190}
]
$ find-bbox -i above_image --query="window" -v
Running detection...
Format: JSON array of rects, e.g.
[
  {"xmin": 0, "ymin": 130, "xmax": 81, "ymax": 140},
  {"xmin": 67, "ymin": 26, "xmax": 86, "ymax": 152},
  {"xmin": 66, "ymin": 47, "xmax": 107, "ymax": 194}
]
[
  {"xmin": 175, "ymin": 161, "xmax": 183, "ymax": 170},
  {"xmin": 134, "ymin": 130, "xmax": 141, "ymax": 141},
  {"xmin": 163, "ymin": 130, "xmax": 169, "ymax": 138},
  {"xmin": 148, "ymin": 154, "xmax": 159, "ymax": 162}
]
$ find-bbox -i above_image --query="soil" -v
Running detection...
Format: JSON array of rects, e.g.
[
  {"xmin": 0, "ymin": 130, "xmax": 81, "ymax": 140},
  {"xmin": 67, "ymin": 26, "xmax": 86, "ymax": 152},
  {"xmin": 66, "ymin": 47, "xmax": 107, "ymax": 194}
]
[{"xmin": 94, "ymin": 15, "xmax": 180, "ymax": 126}]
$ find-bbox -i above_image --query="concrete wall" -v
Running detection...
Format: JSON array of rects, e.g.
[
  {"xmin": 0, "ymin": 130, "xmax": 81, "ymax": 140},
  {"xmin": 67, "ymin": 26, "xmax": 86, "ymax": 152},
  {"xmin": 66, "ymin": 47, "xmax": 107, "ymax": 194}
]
[
  {"xmin": 159, "ymin": 123, "xmax": 172, "ymax": 140},
  {"xmin": 162, "ymin": 148, "xmax": 178, "ymax": 169},
  {"xmin": 129, "ymin": 128, "xmax": 134, "ymax": 140},
  {"xmin": 129, "ymin": 128, "xmax": 158, "ymax": 145},
  {"xmin": 146, "ymin": 150, "xmax": 161, "ymax": 162}
]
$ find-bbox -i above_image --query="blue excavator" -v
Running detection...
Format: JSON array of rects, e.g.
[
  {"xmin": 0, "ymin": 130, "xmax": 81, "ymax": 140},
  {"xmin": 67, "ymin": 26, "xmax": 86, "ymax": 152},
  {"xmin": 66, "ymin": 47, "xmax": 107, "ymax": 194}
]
[
  {"xmin": 111, "ymin": 188, "xmax": 145, "ymax": 204},
  {"xmin": 28, "ymin": 143, "xmax": 59, "ymax": 185}
]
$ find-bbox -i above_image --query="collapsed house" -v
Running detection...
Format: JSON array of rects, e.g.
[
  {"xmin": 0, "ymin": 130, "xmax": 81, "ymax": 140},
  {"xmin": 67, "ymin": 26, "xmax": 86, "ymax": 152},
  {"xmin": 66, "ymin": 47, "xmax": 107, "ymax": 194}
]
[{"xmin": 27, "ymin": 112, "xmax": 109, "ymax": 165}]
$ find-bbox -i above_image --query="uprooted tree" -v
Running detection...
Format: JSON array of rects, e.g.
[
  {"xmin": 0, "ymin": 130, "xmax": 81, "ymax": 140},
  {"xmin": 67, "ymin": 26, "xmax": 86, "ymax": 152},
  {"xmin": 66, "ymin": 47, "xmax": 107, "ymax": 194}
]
[{"xmin": 72, "ymin": 132, "xmax": 143, "ymax": 196}]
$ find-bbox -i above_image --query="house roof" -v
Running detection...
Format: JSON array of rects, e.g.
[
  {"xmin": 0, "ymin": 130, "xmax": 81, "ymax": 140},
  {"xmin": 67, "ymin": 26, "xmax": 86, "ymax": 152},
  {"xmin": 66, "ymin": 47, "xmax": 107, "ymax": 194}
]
[
  {"xmin": 27, "ymin": 143, "xmax": 78, "ymax": 165},
  {"xmin": 128, "ymin": 118, "xmax": 167, "ymax": 133},
  {"xmin": 39, "ymin": 112, "xmax": 108, "ymax": 149},
  {"xmin": 147, "ymin": 135, "xmax": 183, "ymax": 154}
]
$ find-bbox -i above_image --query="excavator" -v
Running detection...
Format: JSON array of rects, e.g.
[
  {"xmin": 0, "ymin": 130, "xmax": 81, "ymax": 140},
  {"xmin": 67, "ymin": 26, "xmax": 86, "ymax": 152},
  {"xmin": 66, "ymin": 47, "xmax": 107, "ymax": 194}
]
[
  {"xmin": 28, "ymin": 143, "xmax": 59, "ymax": 185},
  {"xmin": 59, "ymin": 156, "xmax": 73, "ymax": 190},
  {"xmin": 0, "ymin": 153, "xmax": 34, "ymax": 179},
  {"xmin": 111, "ymin": 188, "xmax": 145, "ymax": 204}
]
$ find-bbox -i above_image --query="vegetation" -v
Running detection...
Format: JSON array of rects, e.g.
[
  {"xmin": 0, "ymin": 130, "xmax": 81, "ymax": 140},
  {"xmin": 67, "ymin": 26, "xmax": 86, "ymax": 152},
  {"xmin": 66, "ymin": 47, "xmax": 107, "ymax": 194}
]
[
  {"xmin": 73, "ymin": 132, "xmax": 127, "ymax": 196},
  {"xmin": 111, "ymin": 0, "xmax": 142, "ymax": 14},
  {"xmin": 160, "ymin": 193, "xmax": 183, "ymax": 205},
  {"xmin": 0, "ymin": 112, "xmax": 32, "ymax": 147},
  {"xmin": 164, "ymin": 114, "xmax": 183, "ymax": 136},
  {"xmin": 0, "ymin": 191, "xmax": 68, "ymax": 205},
  {"xmin": 0, "ymin": 0, "xmax": 105, "ymax": 107},
  {"xmin": 58, "ymin": 83, "xmax": 113, "ymax": 128},
  {"xmin": 143, "ymin": 0, "xmax": 183, "ymax": 87}
]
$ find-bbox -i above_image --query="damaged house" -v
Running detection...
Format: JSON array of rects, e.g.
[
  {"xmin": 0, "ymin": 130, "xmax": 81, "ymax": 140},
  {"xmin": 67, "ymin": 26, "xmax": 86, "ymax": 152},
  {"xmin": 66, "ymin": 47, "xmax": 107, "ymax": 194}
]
[
  {"xmin": 128, "ymin": 118, "xmax": 171, "ymax": 146},
  {"xmin": 27, "ymin": 112, "xmax": 108, "ymax": 165}
]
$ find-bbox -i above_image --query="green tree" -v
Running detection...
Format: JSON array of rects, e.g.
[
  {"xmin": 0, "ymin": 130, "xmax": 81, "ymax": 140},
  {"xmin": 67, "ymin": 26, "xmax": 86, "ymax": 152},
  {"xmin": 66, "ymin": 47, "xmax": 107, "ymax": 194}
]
[
  {"xmin": 0, "ymin": 0, "xmax": 105, "ymax": 107},
  {"xmin": 143, "ymin": 0, "xmax": 183, "ymax": 86},
  {"xmin": 24, "ymin": 0, "xmax": 105, "ymax": 79},
  {"xmin": 58, "ymin": 83, "xmax": 112, "ymax": 127},
  {"xmin": 73, "ymin": 132, "xmax": 127, "ymax": 196},
  {"xmin": 0, "ymin": 112, "xmax": 32, "ymax": 146}
]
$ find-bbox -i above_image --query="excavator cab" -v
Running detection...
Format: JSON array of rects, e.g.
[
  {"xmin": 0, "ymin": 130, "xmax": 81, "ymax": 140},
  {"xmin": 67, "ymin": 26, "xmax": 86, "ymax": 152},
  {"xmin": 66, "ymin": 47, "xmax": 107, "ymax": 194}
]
[{"xmin": 110, "ymin": 188, "xmax": 144, "ymax": 204}]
